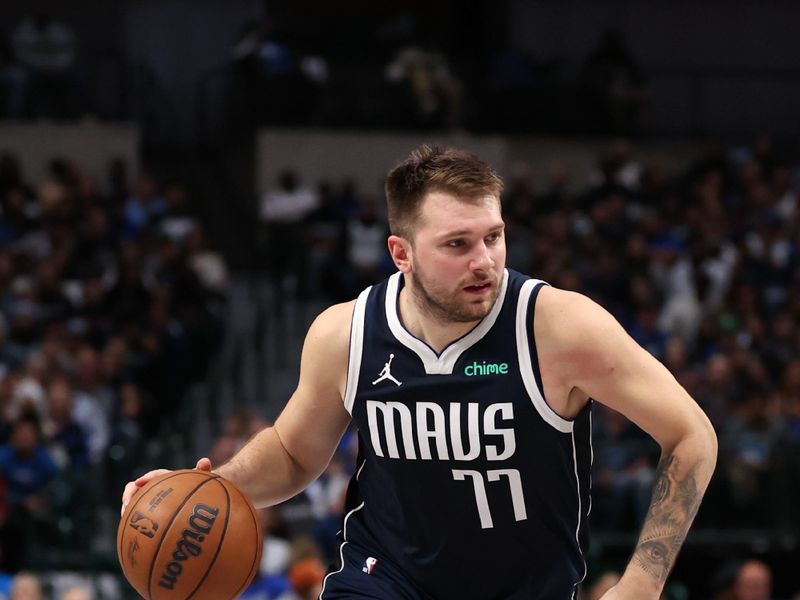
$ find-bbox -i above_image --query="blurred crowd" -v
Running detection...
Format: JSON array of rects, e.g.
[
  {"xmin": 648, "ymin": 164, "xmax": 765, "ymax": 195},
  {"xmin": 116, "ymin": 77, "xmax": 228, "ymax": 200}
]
[
  {"xmin": 1, "ymin": 132, "xmax": 800, "ymax": 597},
  {"xmin": 258, "ymin": 171, "xmax": 393, "ymax": 302},
  {"xmin": 0, "ymin": 152, "xmax": 228, "ymax": 589}
]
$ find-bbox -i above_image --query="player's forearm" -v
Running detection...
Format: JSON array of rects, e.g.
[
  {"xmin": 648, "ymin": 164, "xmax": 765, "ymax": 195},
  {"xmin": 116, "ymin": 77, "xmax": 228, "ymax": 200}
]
[
  {"xmin": 214, "ymin": 426, "xmax": 320, "ymax": 508},
  {"xmin": 619, "ymin": 428, "xmax": 717, "ymax": 596}
]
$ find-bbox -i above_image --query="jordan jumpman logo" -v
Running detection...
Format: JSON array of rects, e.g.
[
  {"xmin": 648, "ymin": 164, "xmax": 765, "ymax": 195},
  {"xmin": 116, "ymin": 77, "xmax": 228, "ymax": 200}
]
[{"xmin": 372, "ymin": 353, "xmax": 402, "ymax": 386}]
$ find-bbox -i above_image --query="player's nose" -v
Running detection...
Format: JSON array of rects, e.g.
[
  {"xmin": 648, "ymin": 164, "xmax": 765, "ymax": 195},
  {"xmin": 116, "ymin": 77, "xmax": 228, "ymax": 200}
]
[{"xmin": 469, "ymin": 242, "xmax": 495, "ymax": 271}]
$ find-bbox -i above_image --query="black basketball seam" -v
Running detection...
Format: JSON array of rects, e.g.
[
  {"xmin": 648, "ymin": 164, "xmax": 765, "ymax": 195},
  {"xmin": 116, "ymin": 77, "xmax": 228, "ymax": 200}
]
[
  {"xmin": 229, "ymin": 485, "xmax": 261, "ymax": 600},
  {"xmin": 146, "ymin": 471, "xmax": 217, "ymax": 599},
  {"xmin": 185, "ymin": 475, "xmax": 230, "ymax": 600},
  {"xmin": 119, "ymin": 470, "xmax": 205, "ymax": 580}
]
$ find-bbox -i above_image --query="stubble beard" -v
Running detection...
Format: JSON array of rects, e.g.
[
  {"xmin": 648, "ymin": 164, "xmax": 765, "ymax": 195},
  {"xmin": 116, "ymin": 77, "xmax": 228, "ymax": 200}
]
[{"xmin": 411, "ymin": 269, "xmax": 500, "ymax": 324}]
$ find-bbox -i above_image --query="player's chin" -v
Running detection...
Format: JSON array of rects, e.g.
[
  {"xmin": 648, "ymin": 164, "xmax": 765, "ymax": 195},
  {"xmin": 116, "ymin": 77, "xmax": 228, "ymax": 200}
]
[
  {"xmin": 461, "ymin": 285, "xmax": 497, "ymax": 304},
  {"xmin": 463, "ymin": 300, "xmax": 493, "ymax": 319}
]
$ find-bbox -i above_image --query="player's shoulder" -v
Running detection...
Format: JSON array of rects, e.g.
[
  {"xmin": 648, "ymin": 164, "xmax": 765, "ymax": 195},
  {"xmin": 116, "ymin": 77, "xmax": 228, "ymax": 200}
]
[
  {"xmin": 304, "ymin": 299, "xmax": 357, "ymax": 354},
  {"xmin": 535, "ymin": 284, "xmax": 592, "ymax": 315},
  {"xmin": 311, "ymin": 300, "xmax": 356, "ymax": 335},
  {"xmin": 534, "ymin": 285, "xmax": 616, "ymax": 340}
]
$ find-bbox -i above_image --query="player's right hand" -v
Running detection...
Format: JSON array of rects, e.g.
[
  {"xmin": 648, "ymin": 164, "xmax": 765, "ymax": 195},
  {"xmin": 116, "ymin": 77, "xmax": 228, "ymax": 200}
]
[{"xmin": 120, "ymin": 457, "xmax": 212, "ymax": 516}]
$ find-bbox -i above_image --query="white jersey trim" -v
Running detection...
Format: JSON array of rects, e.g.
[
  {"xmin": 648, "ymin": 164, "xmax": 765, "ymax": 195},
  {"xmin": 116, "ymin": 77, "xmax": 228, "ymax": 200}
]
[
  {"xmin": 319, "ymin": 460, "xmax": 367, "ymax": 599},
  {"xmin": 572, "ymin": 430, "xmax": 588, "ymax": 587},
  {"xmin": 385, "ymin": 269, "xmax": 510, "ymax": 375},
  {"xmin": 344, "ymin": 287, "xmax": 371, "ymax": 414},
  {"xmin": 587, "ymin": 405, "xmax": 594, "ymax": 517},
  {"xmin": 516, "ymin": 279, "xmax": 573, "ymax": 433}
]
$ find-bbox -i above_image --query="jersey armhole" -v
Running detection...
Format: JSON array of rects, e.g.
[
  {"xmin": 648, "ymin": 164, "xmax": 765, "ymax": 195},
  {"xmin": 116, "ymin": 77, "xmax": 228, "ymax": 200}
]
[
  {"xmin": 343, "ymin": 286, "xmax": 371, "ymax": 415},
  {"xmin": 516, "ymin": 279, "xmax": 574, "ymax": 433}
]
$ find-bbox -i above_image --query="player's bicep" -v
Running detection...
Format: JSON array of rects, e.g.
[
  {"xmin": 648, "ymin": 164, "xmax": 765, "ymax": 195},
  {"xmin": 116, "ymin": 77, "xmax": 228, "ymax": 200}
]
[
  {"xmin": 273, "ymin": 303, "xmax": 353, "ymax": 477},
  {"xmin": 564, "ymin": 295, "xmax": 710, "ymax": 451}
]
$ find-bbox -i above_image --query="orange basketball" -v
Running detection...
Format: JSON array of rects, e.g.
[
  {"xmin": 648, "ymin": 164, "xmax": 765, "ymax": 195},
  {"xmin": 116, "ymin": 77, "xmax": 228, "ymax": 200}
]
[{"xmin": 117, "ymin": 470, "xmax": 263, "ymax": 600}]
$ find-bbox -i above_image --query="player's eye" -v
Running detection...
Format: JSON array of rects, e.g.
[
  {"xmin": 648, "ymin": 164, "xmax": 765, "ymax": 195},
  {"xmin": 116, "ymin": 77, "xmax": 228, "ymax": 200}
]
[{"xmin": 447, "ymin": 239, "xmax": 465, "ymax": 248}]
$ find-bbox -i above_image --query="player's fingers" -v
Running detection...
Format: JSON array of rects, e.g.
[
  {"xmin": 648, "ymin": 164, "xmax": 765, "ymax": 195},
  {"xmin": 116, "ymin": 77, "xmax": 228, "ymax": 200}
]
[
  {"xmin": 195, "ymin": 457, "xmax": 213, "ymax": 471},
  {"xmin": 120, "ymin": 480, "xmax": 140, "ymax": 516},
  {"xmin": 135, "ymin": 468, "xmax": 171, "ymax": 486},
  {"xmin": 120, "ymin": 468, "xmax": 172, "ymax": 516}
]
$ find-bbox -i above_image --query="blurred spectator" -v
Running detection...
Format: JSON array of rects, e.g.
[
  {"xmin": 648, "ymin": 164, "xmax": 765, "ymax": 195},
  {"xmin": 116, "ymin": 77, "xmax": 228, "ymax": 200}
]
[
  {"xmin": 343, "ymin": 198, "xmax": 389, "ymax": 294},
  {"xmin": 731, "ymin": 559, "xmax": 774, "ymax": 600},
  {"xmin": 0, "ymin": 415, "xmax": 58, "ymax": 507},
  {"xmin": 649, "ymin": 235, "xmax": 701, "ymax": 341},
  {"xmin": 0, "ymin": 318, "xmax": 18, "ymax": 393},
  {"xmin": 259, "ymin": 171, "xmax": 319, "ymax": 226},
  {"xmin": 103, "ymin": 381, "xmax": 146, "ymax": 508},
  {"xmin": 104, "ymin": 157, "xmax": 129, "ymax": 209},
  {"xmin": 241, "ymin": 508, "xmax": 293, "ymax": 600},
  {"xmin": 0, "ymin": 416, "xmax": 58, "ymax": 571},
  {"xmin": 720, "ymin": 391, "xmax": 784, "ymax": 526},
  {"xmin": 70, "ymin": 346, "xmax": 112, "ymax": 464},
  {"xmin": 43, "ymin": 376, "xmax": 89, "ymax": 469},
  {"xmin": 385, "ymin": 42, "xmax": 463, "ymax": 130},
  {"xmin": 259, "ymin": 170, "xmax": 319, "ymax": 295},
  {"xmin": 259, "ymin": 508, "xmax": 292, "ymax": 579},
  {"xmin": 11, "ymin": 15, "xmax": 75, "ymax": 74},
  {"xmin": 0, "ymin": 42, "xmax": 27, "ymax": 119},
  {"xmin": 581, "ymin": 29, "xmax": 647, "ymax": 134},
  {"xmin": 60, "ymin": 588, "xmax": 92, "ymax": 600},
  {"xmin": 8, "ymin": 355, "xmax": 49, "ymax": 422},
  {"xmin": 286, "ymin": 557, "xmax": 325, "ymax": 600},
  {"xmin": 121, "ymin": 173, "xmax": 167, "ymax": 239},
  {"xmin": 158, "ymin": 182, "xmax": 198, "ymax": 244},
  {"xmin": 306, "ymin": 451, "xmax": 350, "ymax": 563},
  {"xmin": 231, "ymin": 19, "xmax": 327, "ymax": 127},
  {"xmin": 185, "ymin": 224, "xmax": 229, "ymax": 300},
  {"xmin": 695, "ymin": 353, "xmax": 739, "ymax": 428},
  {"xmin": 8, "ymin": 572, "xmax": 42, "ymax": 600},
  {"xmin": 627, "ymin": 301, "xmax": 669, "ymax": 359},
  {"xmin": 502, "ymin": 163, "xmax": 537, "ymax": 273},
  {"xmin": 0, "ymin": 153, "xmax": 32, "ymax": 200},
  {"xmin": 10, "ymin": 13, "xmax": 80, "ymax": 119},
  {"xmin": 587, "ymin": 139, "xmax": 643, "ymax": 193}
]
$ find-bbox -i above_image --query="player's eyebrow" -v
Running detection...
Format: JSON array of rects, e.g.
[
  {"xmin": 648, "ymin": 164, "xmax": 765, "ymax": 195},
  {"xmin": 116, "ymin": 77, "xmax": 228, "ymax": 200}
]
[{"xmin": 439, "ymin": 223, "xmax": 505, "ymax": 239}]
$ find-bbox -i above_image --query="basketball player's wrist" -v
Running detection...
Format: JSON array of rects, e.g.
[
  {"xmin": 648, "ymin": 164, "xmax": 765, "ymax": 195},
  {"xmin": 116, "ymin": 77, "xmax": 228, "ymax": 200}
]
[
  {"xmin": 211, "ymin": 464, "xmax": 234, "ymax": 483},
  {"xmin": 616, "ymin": 567, "xmax": 664, "ymax": 599},
  {"xmin": 212, "ymin": 462, "xmax": 260, "ymax": 503}
]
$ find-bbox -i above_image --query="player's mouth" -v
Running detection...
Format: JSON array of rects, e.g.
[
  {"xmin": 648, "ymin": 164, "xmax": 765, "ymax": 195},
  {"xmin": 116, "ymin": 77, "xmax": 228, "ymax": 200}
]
[{"xmin": 463, "ymin": 281, "xmax": 493, "ymax": 295}]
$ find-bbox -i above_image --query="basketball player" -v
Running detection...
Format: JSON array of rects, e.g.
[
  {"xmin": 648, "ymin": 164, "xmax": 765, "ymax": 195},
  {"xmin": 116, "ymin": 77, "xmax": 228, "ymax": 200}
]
[{"xmin": 123, "ymin": 146, "xmax": 717, "ymax": 599}]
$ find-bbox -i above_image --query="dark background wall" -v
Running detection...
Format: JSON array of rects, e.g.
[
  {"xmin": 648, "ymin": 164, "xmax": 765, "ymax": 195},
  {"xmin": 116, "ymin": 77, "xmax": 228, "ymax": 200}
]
[
  {"xmin": 510, "ymin": 0, "xmax": 800, "ymax": 137},
  {"xmin": 4, "ymin": 0, "xmax": 800, "ymax": 141},
  {"xmin": 511, "ymin": 0, "xmax": 800, "ymax": 68},
  {"xmin": 119, "ymin": 0, "xmax": 262, "ymax": 141}
]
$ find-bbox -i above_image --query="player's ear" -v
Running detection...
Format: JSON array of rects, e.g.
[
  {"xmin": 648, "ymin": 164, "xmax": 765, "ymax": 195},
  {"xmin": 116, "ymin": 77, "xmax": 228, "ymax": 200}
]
[{"xmin": 388, "ymin": 235, "xmax": 412, "ymax": 273}]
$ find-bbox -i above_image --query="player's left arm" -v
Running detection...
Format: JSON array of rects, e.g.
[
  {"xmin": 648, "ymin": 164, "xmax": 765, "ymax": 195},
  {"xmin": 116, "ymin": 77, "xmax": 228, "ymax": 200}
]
[{"xmin": 539, "ymin": 288, "xmax": 717, "ymax": 599}]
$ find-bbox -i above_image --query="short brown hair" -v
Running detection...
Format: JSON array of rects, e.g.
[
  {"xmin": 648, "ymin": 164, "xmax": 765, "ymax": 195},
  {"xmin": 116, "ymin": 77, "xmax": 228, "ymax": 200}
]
[{"xmin": 385, "ymin": 145, "xmax": 503, "ymax": 238}]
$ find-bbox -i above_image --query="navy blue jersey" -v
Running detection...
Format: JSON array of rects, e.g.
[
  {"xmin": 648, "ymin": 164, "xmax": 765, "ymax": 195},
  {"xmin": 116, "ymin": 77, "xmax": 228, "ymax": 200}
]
[{"xmin": 323, "ymin": 269, "xmax": 592, "ymax": 600}]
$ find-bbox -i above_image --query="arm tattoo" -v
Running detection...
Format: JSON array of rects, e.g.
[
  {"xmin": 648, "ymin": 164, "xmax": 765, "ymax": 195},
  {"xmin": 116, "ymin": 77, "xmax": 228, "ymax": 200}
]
[{"xmin": 631, "ymin": 455, "xmax": 702, "ymax": 583}]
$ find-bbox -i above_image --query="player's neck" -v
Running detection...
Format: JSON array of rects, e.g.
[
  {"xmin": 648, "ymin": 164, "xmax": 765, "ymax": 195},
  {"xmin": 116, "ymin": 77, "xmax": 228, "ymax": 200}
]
[{"xmin": 397, "ymin": 286, "xmax": 479, "ymax": 354}]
